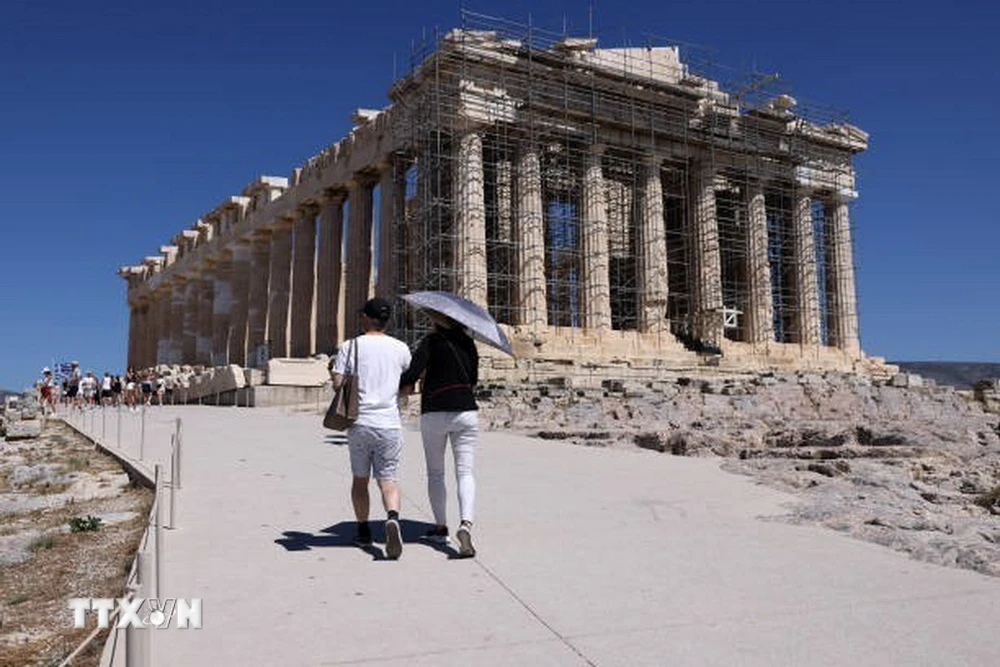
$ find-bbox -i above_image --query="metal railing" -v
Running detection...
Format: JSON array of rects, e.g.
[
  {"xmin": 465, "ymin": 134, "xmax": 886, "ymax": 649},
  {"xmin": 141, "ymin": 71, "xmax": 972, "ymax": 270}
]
[{"xmin": 59, "ymin": 405, "xmax": 184, "ymax": 666}]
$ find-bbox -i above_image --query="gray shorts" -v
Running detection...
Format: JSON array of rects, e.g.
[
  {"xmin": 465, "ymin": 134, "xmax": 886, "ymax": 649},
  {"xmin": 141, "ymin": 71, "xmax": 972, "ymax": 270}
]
[{"xmin": 348, "ymin": 425, "xmax": 402, "ymax": 481}]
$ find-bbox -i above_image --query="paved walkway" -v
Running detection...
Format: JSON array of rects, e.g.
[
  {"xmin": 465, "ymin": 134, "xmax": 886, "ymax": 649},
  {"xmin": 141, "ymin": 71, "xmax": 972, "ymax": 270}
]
[{"xmin": 70, "ymin": 405, "xmax": 999, "ymax": 666}]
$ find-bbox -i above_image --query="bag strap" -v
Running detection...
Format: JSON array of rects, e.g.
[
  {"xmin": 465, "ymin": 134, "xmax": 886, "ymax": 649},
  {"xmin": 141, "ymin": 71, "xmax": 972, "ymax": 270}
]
[{"xmin": 442, "ymin": 337, "xmax": 471, "ymax": 384}]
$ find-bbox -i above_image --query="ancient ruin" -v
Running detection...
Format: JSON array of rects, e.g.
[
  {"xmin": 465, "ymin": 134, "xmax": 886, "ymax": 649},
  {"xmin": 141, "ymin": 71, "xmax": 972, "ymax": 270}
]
[{"xmin": 119, "ymin": 14, "xmax": 885, "ymax": 397}]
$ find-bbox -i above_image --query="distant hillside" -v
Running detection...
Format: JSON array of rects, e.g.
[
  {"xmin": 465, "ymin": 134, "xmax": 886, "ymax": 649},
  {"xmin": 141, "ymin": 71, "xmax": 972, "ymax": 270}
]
[
  {"xmin": 0, "ymin": 389, "xmax": 23, "ymax": 402},
  {"xmin": 891, "ymin": 362, "xmax": 1000, "ymax": 390}
]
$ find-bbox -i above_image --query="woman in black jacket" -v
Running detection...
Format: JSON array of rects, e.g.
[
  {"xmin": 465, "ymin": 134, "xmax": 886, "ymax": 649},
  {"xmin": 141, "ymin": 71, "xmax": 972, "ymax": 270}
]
[{"xmin": 400, "ymin": 315, "xmax": 480, "ymax": 557}]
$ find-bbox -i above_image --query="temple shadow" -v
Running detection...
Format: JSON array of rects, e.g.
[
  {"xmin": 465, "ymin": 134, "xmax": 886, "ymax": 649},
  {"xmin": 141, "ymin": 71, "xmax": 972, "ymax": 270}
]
[{"xmin": 274, "ymin": 519, "xmax": 461, "ymax": 559}]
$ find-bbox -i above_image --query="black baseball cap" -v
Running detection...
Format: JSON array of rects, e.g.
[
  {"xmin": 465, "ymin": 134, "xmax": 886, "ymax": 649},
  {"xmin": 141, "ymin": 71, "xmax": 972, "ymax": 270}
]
[{"xmin": 361, "ymin": 297, "xmax": 392, "ymax": 321}]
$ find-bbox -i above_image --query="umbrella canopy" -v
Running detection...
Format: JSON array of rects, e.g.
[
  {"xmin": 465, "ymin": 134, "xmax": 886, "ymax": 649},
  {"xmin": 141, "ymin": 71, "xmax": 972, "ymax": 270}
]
[{"xmin": 401, "ymin": 291, "xmax": 514, "ymax": 357}]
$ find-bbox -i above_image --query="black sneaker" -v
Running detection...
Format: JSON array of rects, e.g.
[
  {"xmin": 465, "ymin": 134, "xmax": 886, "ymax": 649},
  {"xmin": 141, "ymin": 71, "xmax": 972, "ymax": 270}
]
[
  {"xmin": 353, "ymin": 523, "xmax": 372, "ymax": 547},
  {"xmin": 385, "ymin": 519, "xmax": 403, "ymax": 560},
  {"xmin": 421, "ymin": 525, "xmax": 449, "ymax": 544},
  {"xmin": 456, "ymin": 522, "xmax": 476, "ymax": 558}
]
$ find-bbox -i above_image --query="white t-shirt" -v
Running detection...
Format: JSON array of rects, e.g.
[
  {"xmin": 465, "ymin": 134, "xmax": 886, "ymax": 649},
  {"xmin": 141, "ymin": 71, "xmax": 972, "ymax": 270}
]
[
  {"xmin": 101, "ymin": 376, "xmax": 112, "ymax": 392},
  {"xmin": 333, "ymin": 333, "xmax": 411, "ymax": 429}
]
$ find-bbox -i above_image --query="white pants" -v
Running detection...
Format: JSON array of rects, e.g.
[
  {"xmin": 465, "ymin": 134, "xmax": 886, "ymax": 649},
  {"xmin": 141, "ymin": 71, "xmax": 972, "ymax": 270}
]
[{"xmin": 421, "ymin": 410, "xmax": 478, "ymax": 525}]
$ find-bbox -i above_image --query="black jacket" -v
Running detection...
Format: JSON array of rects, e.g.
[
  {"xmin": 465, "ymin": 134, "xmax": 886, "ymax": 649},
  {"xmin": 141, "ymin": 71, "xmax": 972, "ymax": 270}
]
[{"xmin": 400, "ymin": 327, "xmax": 479, "ymax": 413}]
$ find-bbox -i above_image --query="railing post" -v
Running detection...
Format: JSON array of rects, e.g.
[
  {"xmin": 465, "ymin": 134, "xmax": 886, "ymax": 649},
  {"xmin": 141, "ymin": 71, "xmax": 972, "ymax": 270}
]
[
  {"xmin": 153, "ymin": 464, "xmax": 161, "ymax": 600},
  {"xmin": 167, "ymin": 435, "xmax": 176, "ymax": 529},
  {"xmin": 140, "ymin": 404, "xmax": 146, "ymax": 460},
  {"xmin": 126, "ymin": 554, "xmax": 143, "ymax": 667},
  {"xmin": 102, "ymin": 405, "xmax": 106, "ymax": 441},
  {"xmin": 117, "ymin": 402, "xmax": 122, "ymax": 449},
  {"xmin": 174, "ymin": 418, "xmax": 182, "ymax": 489}
]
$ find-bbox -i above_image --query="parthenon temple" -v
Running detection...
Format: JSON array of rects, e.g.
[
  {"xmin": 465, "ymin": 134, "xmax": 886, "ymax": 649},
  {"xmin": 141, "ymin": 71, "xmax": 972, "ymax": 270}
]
[{"xmin": 120, "ymin": 14, "xmax": 879, "ymax": 397}]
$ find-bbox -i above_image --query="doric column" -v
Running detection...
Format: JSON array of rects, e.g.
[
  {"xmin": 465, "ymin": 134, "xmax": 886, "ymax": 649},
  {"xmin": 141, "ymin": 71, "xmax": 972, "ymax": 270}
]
[
  {"xmin": 228, "ymin": 241, "xmax": 252, "ymax": 366},
  {"xmin": 195, "ymin": 271, "xmax": 214, "ymax": 366},
  {"xmin": 144, "ymin": 300, "xmax": 157, "ymax": 369},
  {"xmin": 246, "ymin": 230, "xmax": 272, "ymax": 364},
  {"xmin": 454, "ymin": 131, "xmax": 489, "ymax": 308},
  {"xmin": 267, "ymin": 218, "xmax": 295, "ymax": 358},
  {"xmin": 181, "ymin": 278, "xmax": 198, "ymax": 364},
  {"xmin": 637, "ymin": 154, "xmax": 669, "ymax": 333},
  {"xmin": 692, "ymin": 160, "xmax": 724, "ymax": 346},
  {"xmin": 377, "ymin": 157, "xmax": 404, "ymax": 299},
  {"xmin": 825, "ymin": 194, "xmax": 860, "ymax": 353},
  {"xmin": 132, "ymin": 303, "xmax": 144, "ymax": 369},
  {"xmin": 126, "ymin": 302, "xmax": 140, "ymax": 370},
  {"xmin": 211, "ymin": 254, "xmax": 233, "ymax": 366},
  {"xmin": 315, "ymin": 192, "xmax": 344, "ymax": 354},
  {"xmin": 154, "ymin": 288, "xmax": 172, "ymax": 365},
  {"xmin": 290, "ymin": 206, "xmax": 318, "ymax": 357},
  {"xmin": 514, "ymin": 143, "xmax": 546, "ymax": 328},
  {"xmin": 581, "ymin": 145, "xmax": 611, "ymax": 331},
  {"xmin": 345, "ymin": 178, "xmax": 374, "ymax": 336},
  {"xmin": 793, "ymin": 192, "xmax": 821, "ymax": 345},
  {"xmin": 746, "ymin": 184, "xmax": 774, "ymax": 345},
  {"xmin": 169, "ymin": 277, "xmax": 188, "ymax": 364}
]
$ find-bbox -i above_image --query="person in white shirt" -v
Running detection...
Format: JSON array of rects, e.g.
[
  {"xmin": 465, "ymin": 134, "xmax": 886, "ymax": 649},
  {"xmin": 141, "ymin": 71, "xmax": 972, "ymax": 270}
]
[
  {"xmin": 80, "ymin": 372, "xmax": 98, "ymax": 407},
  {"xmin": 101, "ymin": 373, "xmax": 113, "ymax": 406},
  {"xmin": 331, "ymin": 297, "xmax": 411, "ymax": 559}
]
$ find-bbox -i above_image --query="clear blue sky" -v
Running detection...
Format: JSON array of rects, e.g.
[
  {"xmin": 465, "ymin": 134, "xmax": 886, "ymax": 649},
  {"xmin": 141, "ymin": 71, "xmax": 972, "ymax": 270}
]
[{"xmin": 2, "ymin": 0, "xmax": 998, "ymax": 390}]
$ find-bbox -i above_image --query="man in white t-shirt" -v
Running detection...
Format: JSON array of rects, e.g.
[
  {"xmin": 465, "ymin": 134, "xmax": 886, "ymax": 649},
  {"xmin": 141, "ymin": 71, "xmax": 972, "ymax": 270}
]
[
  {"xmin": 80, "ymin": 372, "xmax": 98, "ymax": 407},
  {"xmin": 332, "ymin": 297, "xmax": 411, "ymax": 559}
]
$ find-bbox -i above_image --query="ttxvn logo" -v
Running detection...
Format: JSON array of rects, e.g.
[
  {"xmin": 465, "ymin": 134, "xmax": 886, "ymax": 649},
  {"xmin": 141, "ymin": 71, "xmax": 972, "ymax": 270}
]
[{"xmin": 68, "ymin": 598, "xmax": 202, "ymax": 629}]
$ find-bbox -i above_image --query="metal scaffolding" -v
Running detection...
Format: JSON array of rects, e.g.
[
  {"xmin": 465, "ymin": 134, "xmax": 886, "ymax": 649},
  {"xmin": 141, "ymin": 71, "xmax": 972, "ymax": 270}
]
[{"xmin": 386, "ymin": 9, "xmax": 861, "ymax": 353}]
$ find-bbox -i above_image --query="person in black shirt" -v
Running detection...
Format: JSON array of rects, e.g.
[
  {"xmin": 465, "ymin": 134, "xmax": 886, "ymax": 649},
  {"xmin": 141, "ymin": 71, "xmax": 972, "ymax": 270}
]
[{"xmin": 400, "ymin": 314, "xmax": 480, "ymax": 558}]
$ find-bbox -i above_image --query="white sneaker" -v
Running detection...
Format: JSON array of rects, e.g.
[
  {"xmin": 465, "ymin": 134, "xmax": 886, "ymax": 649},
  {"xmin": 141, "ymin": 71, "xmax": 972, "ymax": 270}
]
[{"xmin": 456, "ymin": 523, "xmax": 475, "ymax": 558}]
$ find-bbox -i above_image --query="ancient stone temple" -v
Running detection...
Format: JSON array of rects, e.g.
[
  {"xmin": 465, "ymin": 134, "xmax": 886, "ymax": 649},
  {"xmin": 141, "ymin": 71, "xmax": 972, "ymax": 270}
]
[{"xmin": 120, "ymin": 15, "xmax": 879, "ymax": 397}]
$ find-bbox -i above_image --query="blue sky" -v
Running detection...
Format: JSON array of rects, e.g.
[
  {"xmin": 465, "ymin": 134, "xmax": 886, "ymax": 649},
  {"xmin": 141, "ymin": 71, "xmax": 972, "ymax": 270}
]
[{"xmin": 1, "ymin": 0, "xmax": 998, "ymax": 390}]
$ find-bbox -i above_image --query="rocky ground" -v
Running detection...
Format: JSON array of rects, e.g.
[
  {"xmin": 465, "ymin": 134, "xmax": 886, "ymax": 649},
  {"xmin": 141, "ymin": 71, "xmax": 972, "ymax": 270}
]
[
  {"xmin": 476, "ymin": 371, "xmax": 1000, "ymax": 577},
  {"xmin": 0, "ymin": 420, "xmax": 152, "ymax": 667}
]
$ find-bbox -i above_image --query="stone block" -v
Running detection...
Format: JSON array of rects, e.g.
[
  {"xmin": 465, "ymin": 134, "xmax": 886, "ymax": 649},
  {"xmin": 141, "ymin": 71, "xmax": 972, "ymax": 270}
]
[
  {"xmin": 244, "ymin": 368, "xmax": 265, "ymax": 386},
  {"xmin": 212, "ymin": 365, "xmax": 246, "ymax": 393},
  {"xmin": 267, "ymin": 358, "xmax": 329, "ymax": 387},
  {"xmin": 5, "ymin": 420, "xmax": 41, "ymax": 440},
  {"xmin": 890, "ymin": 372, "xmax": 923, "ymax": 388}
]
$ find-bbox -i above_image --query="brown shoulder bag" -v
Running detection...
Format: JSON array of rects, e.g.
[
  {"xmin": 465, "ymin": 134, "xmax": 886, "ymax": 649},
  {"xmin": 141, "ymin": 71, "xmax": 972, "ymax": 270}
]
[{"xmin": 323, "ymin": 339, "xmax": 359, "ymax": 431}]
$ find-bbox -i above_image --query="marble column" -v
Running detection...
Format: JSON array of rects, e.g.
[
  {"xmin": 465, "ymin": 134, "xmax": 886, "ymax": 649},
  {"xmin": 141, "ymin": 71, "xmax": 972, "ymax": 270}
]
[
  {"xmin": 581, "ymin": 145, "xmax": 611, "ymax": 332},
  {"xmin": 315, "ymin": 193, "xmax": 344, "ymax": 354},
  {"xmin": 345, "ymin": 178, "xmax": 374, "ymax": 336},
  {"xmin": 377, "ymin": 158, "xmax": 403, "ymax": 299},
  {"xmin": 692, "ymin": 161, "xmax": 724, "ymax": 345},
  {"xmin": 169, "ymin": 277, "xmax": 188, "ymax": 364},
  {"xmin": 746, "ymin": 184, "xmax": 774, "ymax": 345},
  {"xmin": 793, "ymin": 192, "xmax": 821, "ymax": 345},
  {"xmin": 195, "ymin": 271, "xmax": 214, "ymax": 367},
  {"xmin": 154, "ymin": 288, "xmax": 172, "ymax": 365},
  {"xmin": 267, "ymin": 218, "xmax": 295, "ymax": 358},
  {"xmin": 228, "ymin": 241, "xmax": 252, "ymax": 366},
  {"xmin": 637, "ymin": 154, "xmax": 669, "ymax": 333},
  {"xmin": 132, "ymin": 303, "xmax": 144, "ymax": 369},
  {"xmin": 514, "ymin": 144, "xmax": 546, "ymax": 328},
  {"xmin": 825, "ymin": 194, "xmax": 860, "ymax": 353},
  {"xmin": 144, "ymin": 300, "xmax": 157, "ymax": 369},
  {"xmin": 211, "ymin": 254, "xmax": 233, "ymax": 366},
  {"xmin": 127, "ymin": 303, "xmax": 139, "ymax": 370},
  {"xmin": 454, "ymin": 131, "xmax": 489, "ymax": 309},
  {"xmin": 290, "ymin": 206, "xmax": 318, "ymax": 357},
  {"xmin": 181, "ymin": 278, "xmax": 198, "ymax": 364},
  {"xmin": 246, "ymin": 230, "xmax": 272, "ymax": 366}
]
